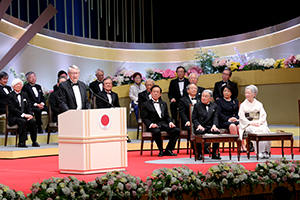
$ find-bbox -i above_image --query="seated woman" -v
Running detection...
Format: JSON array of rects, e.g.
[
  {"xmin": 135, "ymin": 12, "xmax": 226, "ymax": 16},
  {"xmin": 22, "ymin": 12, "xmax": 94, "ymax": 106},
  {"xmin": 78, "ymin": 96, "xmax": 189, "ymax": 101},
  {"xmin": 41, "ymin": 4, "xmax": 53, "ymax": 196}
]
[
  {"xmin": 216, "ymin": 85, "xmax": 246, "ymax": 151},
  {"xmin": 129, "ymin": 72, "xmax": 146, "ymax": 122},
  {"xmin": 238, "ymin": 84, "xmax": 271, "ymax": 159}
]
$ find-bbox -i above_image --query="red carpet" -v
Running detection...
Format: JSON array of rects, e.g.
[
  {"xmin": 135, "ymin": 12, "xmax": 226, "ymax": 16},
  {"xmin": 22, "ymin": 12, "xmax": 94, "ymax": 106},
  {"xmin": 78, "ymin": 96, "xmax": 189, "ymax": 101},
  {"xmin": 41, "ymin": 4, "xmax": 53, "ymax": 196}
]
[{"xmin": 0, "ymin": 148, "xmax": 298, "ymax": 195}]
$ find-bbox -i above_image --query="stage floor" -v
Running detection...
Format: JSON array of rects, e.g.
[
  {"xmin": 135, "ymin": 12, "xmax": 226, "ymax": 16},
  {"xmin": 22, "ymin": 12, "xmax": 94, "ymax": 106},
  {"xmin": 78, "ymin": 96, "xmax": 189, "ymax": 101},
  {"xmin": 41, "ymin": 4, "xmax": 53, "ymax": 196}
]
[{"xmin": 0, "ymin": 125, "xmax": 299, "ymax": 158}]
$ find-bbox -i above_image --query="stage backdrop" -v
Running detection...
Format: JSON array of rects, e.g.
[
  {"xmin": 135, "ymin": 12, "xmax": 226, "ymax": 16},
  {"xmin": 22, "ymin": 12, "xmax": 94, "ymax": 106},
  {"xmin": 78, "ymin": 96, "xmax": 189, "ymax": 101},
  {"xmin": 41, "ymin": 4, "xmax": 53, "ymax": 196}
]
[{"xmin": 0, "ymin": 15, "xmax": 300, "ymax": 125}]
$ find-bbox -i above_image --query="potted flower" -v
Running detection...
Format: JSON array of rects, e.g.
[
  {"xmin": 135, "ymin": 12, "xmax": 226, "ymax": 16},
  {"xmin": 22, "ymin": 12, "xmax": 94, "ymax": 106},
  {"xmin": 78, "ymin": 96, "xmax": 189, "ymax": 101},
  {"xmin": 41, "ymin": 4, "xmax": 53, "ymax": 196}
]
[
  {"xmin": 146, "ymin": 166, "xmax": 205, "ymax": 200},
  {"xmin": 27, "ymin": 176, "xmax": 89, "ymax": 200},
  {"xmin": 87, "ymin": 171, "xmax": 145, "ymax": 200}
]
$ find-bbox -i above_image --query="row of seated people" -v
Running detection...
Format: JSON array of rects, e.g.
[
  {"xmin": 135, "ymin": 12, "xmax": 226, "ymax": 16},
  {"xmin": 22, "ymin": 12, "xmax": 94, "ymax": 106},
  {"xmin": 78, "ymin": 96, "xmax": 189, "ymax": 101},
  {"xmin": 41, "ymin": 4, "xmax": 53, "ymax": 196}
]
[
  {"xmin": 0, "ymin": 65, "xmax": 270, "ymax": 158},
  {"xmin": 140, "ymin": 82, "xmax": 270, "ymax": 160}
]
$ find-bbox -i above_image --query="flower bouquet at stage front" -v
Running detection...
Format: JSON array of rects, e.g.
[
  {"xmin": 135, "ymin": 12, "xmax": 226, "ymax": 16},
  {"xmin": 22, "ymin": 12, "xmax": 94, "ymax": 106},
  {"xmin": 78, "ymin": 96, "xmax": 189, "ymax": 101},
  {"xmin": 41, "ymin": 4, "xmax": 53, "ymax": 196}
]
[
  {"xmin": 195, "ymin": 48, "xmax": 219, "ymax": 74},
  {"xmin": 203, "ymin": 162, "xmax": 259, "ymax": 198},
  {"xmin": 86, "ymin": 171, "xmax": 145, "ymax": 200},
  {"xmin": 146, "ymin": 166, "xmax": 205, "ymax": 199},
  {"xmin": 27, "ymin": 176, "xmax": 89, "ymax": 200},
  {"xmin": 212, "ymin": 58, "xmax": 232, "ymax": 73},
  {"xmin": 254, "ymin": 157, "xmax": 300, "ymax": 186},
  {"xmin": 145, "ymin": 68, "xmax": 176, "ymax": 81},
  {"xmin": 0, "ymin": 183, "xmax": 26, "ymax": 200}
]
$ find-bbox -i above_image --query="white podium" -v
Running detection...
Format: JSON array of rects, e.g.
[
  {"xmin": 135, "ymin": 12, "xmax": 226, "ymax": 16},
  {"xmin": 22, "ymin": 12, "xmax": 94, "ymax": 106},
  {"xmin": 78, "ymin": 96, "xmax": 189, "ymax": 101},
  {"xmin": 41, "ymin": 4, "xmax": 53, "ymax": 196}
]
[{"xmin": 58, "ymin": 108, "xmax": 127, "ymax": 174}]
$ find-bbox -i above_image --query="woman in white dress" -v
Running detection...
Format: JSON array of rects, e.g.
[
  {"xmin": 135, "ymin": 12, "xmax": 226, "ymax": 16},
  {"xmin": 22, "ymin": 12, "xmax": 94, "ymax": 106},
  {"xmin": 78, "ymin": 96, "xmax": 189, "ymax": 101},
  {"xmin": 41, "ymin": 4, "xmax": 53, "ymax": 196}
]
[
  {"xmin": 238, "ymin": 85, "xmax": 271, "ymax": 159},
  {"xmin": 129, "ymin": 72, "xmax": 146, "ymax": 122}
]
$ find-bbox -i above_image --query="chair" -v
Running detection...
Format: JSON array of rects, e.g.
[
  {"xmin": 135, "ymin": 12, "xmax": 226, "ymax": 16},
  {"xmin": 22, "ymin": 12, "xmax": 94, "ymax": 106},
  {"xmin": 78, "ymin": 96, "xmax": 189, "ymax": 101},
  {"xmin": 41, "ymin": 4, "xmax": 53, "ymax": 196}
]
[
  {"xmin": 219, "ymin": 128, "xmax": 235, "ymax": 152},
  {"xmin": 189, "ymin": 104, "xmax": 195, "ymax": 158},
  {"xmin": 140, "ymin": 122, "xmax": 170, "ymax": 156},
  {"xmin": 47, "ymin": 103, "xmax": 58, "ymax": 144},
  {"xmin": 176, "ymin": 118, "xmax": 189, "ymax": 154},
  {"xmin": 4, "ymin": 103, "xmax": 19, "ymax": 146},
  {"xmin": 136, "ymin": 105, "xmax": 142, "ymax": 139},
  {"xmin": 92, "ymin": 96, "xmax": 97, "ymax": 109}
]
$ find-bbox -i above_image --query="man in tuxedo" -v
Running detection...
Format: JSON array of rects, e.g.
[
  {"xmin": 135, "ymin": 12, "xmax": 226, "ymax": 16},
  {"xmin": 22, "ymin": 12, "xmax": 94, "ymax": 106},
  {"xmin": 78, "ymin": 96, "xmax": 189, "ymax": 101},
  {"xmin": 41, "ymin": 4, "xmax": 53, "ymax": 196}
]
[
  {"xmin": 138, "ymin": 78, "xmax": 155, "ymax": 110},
  {"xmin": 213, "ymin": 68, "xmax": 238, "ymax": 100},
  {"xmin": 53, "ymin": 70, "xmax": 68, "ymax": 91},
  {"xmin": 89, "ymin": 68, "xmax": 104, "ymax": 99},
  {"xmin": 168, "ymin": 66, "xmax": 189, "ymax": 125},
  {"xmin": 57, "ymin": 65, "xmax": 89, "ymax": 113},
  {"xmin": 0, "ymin": 71, "xmax": 12, "ymax": 114},
  {"xmin": 49, "ymin": 77, "xmax": 67, "ymax": 122},
  {"xmin": 192, "ymin": 89, "xmax": 221, "ymax": 160},
  {"xmin": 7, "ymin": 78, "xmax": 39, "ymax": 148},
  {"xmin": 96, "ymin": 77, "xmax": 120, "ymax": 108},
  {"xmin": 183, "ymin": 73, "xmax": 205, "ymax": 98},
  {"xmin": 22, "ymin": 71, "xmax": 48, "ymax": 133},
  {"xmin": 141, "ymin": 85, "xmax": 180, "ymax": 157}
]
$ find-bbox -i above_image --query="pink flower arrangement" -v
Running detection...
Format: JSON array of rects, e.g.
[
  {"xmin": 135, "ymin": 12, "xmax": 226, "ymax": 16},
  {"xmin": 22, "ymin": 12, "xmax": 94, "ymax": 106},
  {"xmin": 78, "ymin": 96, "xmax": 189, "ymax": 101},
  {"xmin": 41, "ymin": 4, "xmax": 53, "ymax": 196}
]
[
  {"xmin": 212, "ymin": 58, "xmax": 232, "ymax": 67},
  {"xmin": 187, "ymin": 66, "xmax": 203, "ymax": 76},
  {"xmin": 162, "ymin": 69, "xmax": 176, "ymax": 78},
  {"xmin": 284, "ymin": 54, "xmax": 300, "ymax": 68}
]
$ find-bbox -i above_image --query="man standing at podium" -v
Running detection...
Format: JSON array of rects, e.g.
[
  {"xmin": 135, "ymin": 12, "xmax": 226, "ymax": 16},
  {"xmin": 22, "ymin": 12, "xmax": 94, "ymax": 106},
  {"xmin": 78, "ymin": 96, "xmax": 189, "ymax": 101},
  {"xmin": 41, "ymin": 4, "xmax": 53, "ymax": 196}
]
[
  {"xmin": 141, "ymin": 85, "xmax": 180, "ymax": 157},
  {"xmin": 58, "ymin": 65, "xmax": 89, "ymax": 113}
]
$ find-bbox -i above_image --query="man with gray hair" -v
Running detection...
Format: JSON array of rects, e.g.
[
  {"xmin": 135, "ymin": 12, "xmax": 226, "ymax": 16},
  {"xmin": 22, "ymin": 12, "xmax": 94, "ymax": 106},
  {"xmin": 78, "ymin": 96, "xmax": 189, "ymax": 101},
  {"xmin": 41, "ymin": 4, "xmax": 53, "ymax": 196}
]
[
  {"xmin": 22, "ymin": 71, "xmax": 48, "ymax": 133},
  {"xmin": 89, "ymin": 68, "xmax": 105, "ymax": 99},
  {"xmin": 57, "ymin": 65, "xmax": 89, "ymax": 113},
  {"xmin": 183, "ymin": 73, "xmax": 205, "ymax": 98},
  {"xmin": 138, "ymin": 78, "xmax": 155, "ymax": 109},
  {"xmin": 192, "ymin": 89, "xmax": 221, "ymax": 160}
]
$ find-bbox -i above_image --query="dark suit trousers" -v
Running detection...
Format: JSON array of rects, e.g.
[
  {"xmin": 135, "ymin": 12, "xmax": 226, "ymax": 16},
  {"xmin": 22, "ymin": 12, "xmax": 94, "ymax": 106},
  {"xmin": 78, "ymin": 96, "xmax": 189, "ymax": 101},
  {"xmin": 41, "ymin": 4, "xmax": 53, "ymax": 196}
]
[
  {"xmin": 32, "ymin": 106, "xmax": 48, "ymax": 126},
  {"xmin": 183, "ymin": 125, "xmax": 195, "ymax": 153},
  {"xmin": 170, "ymin": 101, "xmax": 179, "ymax": 125},
  {"xmin": 195, "ymin": 128, "xmax": 220, "ymax": 154},
  {"xmin": 15, "ymin": 118, "xmax": 37, "ymax": 143},
  {"xmin": 148, "ymin": 126, "xmax": 180, "ymax": 152}
]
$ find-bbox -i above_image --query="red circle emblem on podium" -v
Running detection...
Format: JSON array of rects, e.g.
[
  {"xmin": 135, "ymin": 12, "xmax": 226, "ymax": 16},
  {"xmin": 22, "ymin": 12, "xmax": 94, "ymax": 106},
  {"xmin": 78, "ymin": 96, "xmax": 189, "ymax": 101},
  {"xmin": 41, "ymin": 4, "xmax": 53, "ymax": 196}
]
[{"xmin": 99, "ymin": 114, "xmax": 111, "ymax": 130}]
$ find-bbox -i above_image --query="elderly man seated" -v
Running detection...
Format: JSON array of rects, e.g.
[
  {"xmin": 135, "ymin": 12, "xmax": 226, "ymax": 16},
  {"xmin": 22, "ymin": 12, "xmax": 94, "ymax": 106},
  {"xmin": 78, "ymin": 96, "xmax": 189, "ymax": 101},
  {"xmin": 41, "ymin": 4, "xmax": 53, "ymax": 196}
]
[
  {"xmin": 7, "ymin": 78, "xmax": 40, "ymax": 148},
  {"xmin": 192, "ymin": 89, "xmax": 221, "ymax": 160}
]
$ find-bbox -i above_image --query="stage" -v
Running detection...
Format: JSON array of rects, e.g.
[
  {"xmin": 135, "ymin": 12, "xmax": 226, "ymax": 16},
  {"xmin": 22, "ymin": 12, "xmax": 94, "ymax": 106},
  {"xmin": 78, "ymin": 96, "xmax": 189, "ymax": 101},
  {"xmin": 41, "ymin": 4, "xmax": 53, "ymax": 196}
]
[{"xmin": 0, "ymin": 125, "xmax": 299, "ymax": 195}]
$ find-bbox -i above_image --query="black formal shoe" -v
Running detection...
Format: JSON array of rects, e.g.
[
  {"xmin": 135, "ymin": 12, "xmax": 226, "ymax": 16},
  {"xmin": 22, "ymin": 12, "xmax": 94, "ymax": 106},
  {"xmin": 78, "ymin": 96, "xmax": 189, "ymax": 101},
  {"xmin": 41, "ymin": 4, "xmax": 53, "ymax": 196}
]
[
  {"xmin": 164, "ymin": 150, "xmax": 177, "ymax": 156},
  {"xmin": 197, "ymin": 153, "xmax": 203, "ymax": 160},
  {"xmin": 32, "ymin": 142, "xmax": 40, "ymax": 147},
  {"xmin": 158, "ymin": 151, "xmax": 164, "ymax": 157},
  {"xmin": 204, "ymin": 147, "xmax": 210, "ymax": 154},
  {"xmin": 37, "ymin": 126, "xmax": 43, "ymax": 134},
  {"xmin": 212, "ymin": 153, "xmax": 221, "ymax": 160},
  {"xmin": 18, "ymin": 142, "xmax": 28, "ymax": 148},
  {"xmin": 127, "ymin": 136, "xmax": 131, "ymax": 143}
]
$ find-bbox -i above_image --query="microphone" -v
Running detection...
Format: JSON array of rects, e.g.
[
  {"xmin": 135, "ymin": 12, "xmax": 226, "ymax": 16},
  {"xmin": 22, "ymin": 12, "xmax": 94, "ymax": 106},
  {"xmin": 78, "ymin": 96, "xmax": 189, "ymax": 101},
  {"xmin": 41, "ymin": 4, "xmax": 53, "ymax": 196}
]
[{"xmin": 89, "ymin": 88, "xmax": 115, "ymax": 108}]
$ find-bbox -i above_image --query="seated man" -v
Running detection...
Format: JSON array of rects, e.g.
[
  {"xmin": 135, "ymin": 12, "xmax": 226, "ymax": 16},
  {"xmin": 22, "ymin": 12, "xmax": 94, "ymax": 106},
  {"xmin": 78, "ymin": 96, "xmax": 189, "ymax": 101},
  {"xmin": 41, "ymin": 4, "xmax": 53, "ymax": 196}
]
[
  {"xmin": 22, "ymin": 71, "xmax": 48, "ymax": 133},
  {"xmin": 49, "ymin": 77, "xmax": 67, "ymax": 122},
  {"xmin": 0, "ymin": 71, "xmax": 12, "ymax": 115},
  {"xmin": 7, "ymin": 78, "xmax": 39, "ymax": 148},
  {"xmin": 192, "ymin": 89, "xmax": 221, "ymax": 160},
  {"xmin": 141, "ymin": 85, "xmax": 180, "ymax": 157},
  {"xmin": 96, "ymin": 77, "xmax": 120, "ymax": 108},
  {"xmin": 179, "ymin": 83, "xmax": 201, "ymax": 153},
  {"xmin": 213, "ymin": 68, "xmax": 238, "ymax": 100}
]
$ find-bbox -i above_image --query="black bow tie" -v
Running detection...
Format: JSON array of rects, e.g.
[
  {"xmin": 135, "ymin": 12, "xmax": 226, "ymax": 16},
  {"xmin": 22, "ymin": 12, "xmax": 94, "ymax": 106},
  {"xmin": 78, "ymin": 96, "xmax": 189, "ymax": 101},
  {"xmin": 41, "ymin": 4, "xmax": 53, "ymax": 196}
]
[
  {"xmin": 178, "ymin": 79, "xmax": 184, "ymax": 82},
  {"xmin": 191, "ymin": 98, "xmax": 196, "ymax": 100},
  {"xmin": 30, "ymin": 84, "xmax": 36, "ymax": 87},
  {"xmin": 71, "ymin": 82, "xmax": 78, "ymax": 86},
  {"xmin": 16, "ymin": 93, "xmax": 20, "ymax": 96},
  {"xmin": 105, "ymin": 91, "xmax": 111, "ymax": 94},
  {"xmin": 153, "ymin": 100, "xmax": 159, "ymax": 104}
]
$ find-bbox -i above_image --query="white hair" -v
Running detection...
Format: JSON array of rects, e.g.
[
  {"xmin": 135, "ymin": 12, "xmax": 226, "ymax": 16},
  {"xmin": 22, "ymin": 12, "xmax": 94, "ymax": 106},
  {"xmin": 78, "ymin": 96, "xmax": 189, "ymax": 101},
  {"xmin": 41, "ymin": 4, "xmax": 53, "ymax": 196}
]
[
  {"xmin": 68, "ymin": 65, "xmax": 80, "ymax": 73},
  {"xmin": 11, "ymin": 78, "xmax": 23, "ymax": 88},
  {"xmin": 245, "ymin": 84, "xmax": 258, "ymax": 96},
  {"xmin": 145, "ymin": 78, "xmax": 155, "ymax": 85},
  {"xmin": 202, "ymin": 89, "xmax": 213, "ymax": 98},
  {"xmin": 188, "ymin": 73, "xmax": 199, "ymax": 79}
]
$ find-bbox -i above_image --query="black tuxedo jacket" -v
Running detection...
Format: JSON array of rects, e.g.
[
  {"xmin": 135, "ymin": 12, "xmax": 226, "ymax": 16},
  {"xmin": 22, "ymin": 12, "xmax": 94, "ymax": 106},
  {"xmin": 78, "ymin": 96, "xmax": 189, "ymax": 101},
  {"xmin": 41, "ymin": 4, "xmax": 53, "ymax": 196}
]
[
  {"xmin": 96, "ymin": 90, "xmax": 120, "ymax": 108},
  {"xmin": 141, "ymin": 99, "xmax": 172, "ymax": 129},
  {"xmin": 183, "ymin": 86, "xmax": 205, "ymax": 98},
  {"xmin": 168, "ymin": 78, "xmax": 189, "ymax": 101},
  {"xmin": 89, "ymin": 80, "xmax": 103, "ymax": 99},
  {"xmin": 192, "ymin": 101, "xmax": 219, "ymax": 129},
  {"xmin": 57, "ymin": 79, "xmax": 89, "ymax": 112},
  {"xmin": 178, "ymin": 95, "xmax": 201, "ymax": 126},
  {"xmin": 0, "ymin": 85, "xmax": 12, "ymax": 114},
  {"xmin": 6, "ymin": 91, "xmax": 33, "ymax": 126},
  {"xmin": 22, "ymin": 83, "xmax": 46, "ymax": 105},
  {"xmin": 213, "ymin": 80, "xmax": 238, "ymax": 100},
  {"xmin": 48, "ymin": 90, "xmax": 61, "ymax": 122},
  {"xmin": 138, "ymin": 90, "xmax": 150, "ymax": 109}
]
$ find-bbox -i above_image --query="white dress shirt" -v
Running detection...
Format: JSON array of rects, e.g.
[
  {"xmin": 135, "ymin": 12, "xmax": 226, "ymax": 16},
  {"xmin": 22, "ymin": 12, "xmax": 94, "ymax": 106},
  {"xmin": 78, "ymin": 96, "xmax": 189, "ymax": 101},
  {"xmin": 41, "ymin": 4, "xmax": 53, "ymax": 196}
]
[
  {"xmin": 129, "ymin": 83, "xmax": 146, "ymax": 104},
  {"xmin": 72, "ymin": 83, "xmax": 82, "ymax": 110}
]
